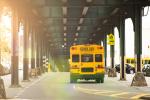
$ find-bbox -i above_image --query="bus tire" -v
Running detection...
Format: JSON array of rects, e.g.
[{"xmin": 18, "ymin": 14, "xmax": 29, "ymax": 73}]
[
  {"xmin": 70, "ymin": 75, "xmax": 77, "ymax": 83},
  {"xmin": 70, "ymin": 78, "xmax": 77, "ymax": 83},
  {"xmin": 101, "ymin": 78, "xmax": 104, "ymax": 83},
  {"xmin": 96, "ymin": 79, "xmax": 100, "ymax": 83},
  {"xmin": 70, "ymin": 74, "xmax": 77, "ymax": 83}
]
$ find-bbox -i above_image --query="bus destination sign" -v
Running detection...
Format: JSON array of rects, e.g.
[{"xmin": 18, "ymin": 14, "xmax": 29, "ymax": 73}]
[{"xmin": 80, "ymin": 47, "xmax": 94, "ymax": 51}]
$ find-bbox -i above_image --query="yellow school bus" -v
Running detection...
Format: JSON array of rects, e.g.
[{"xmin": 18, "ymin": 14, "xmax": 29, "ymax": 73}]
[
  {"xmin": 125, "ymin": 57, "xmax": 135, "ymax": 68},
  {"xmin": 125, "ymin": 57, "xmax": 150, "ymax": 69},
  {"xmin": 142, "ymin": 58, "xmax": 150, "ymax": 65},
  {"xmin": 69, "ymin": 44, "xmax": 105, "ymax": 83}
]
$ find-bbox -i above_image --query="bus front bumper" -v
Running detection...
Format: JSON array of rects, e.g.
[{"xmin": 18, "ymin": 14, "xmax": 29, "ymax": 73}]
[{"xmin": 70, "ymin": 73, "xmax": 104, "ymax": 80}]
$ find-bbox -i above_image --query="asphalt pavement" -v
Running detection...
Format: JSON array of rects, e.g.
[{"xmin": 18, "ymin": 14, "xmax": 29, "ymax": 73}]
[{"xmin": 1, "ymin": 72, "xmax": 150, "ymax": 100}]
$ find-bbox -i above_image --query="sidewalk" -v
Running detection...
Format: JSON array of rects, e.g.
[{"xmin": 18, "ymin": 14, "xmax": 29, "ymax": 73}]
[
  {"xmin": 107, "ymin": 73, "xmax": 150, "ymax": 92},
  {"xmin": 1, "ymin": 70, "xmax": 45, "ymax": 99}
]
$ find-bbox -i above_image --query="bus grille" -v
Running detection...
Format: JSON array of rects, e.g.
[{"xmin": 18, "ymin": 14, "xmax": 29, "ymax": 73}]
[{"xmin": 81, "ymin": 68, "xmax": 93, "ymax": 72}]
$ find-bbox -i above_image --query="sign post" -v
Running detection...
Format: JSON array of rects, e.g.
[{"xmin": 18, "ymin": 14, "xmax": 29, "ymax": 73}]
[{"xmin": 107, "ymin": 33, "xmax": 116, "ymax": 77}]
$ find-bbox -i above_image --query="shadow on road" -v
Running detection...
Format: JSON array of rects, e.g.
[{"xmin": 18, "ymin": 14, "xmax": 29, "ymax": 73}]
[{"xmin": 71, "ymin": 80, "xmax": 98, "ymax": 84}]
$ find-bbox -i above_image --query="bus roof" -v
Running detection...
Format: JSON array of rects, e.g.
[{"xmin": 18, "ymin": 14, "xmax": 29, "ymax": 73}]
[
  {"xmin": 70, "ymin": 44, "xmax": 102, "ymax": 48},
  {"xmin": 70, "ymin": 44, "xmax": 104, "ymax": 54}
]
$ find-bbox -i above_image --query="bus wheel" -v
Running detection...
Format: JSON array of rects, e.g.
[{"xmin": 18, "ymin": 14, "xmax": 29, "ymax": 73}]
[
  {"xmin": 96, "ymin": 79, "xmax": 100, "ymax": 83},
  {"xmin": 70, "ymin": 78, "xmax": 77, "ymax": 83},
  {"xmin": 101, "ymin": 78, "xmax": 104, "ymax": 83}
]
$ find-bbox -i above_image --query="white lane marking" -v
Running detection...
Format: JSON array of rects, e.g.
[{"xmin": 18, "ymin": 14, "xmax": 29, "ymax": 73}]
[{"xmin": 14, "ymin": 74, "xmax": 47, "ymax": 98}]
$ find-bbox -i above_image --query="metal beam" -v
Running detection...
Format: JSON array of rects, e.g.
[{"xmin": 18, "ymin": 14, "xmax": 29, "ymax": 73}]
[
  {"xmin": 134, "ymin": 5, "xmax": 142, "ymax": 72},
  {"xmin": 11, "ymin": 9, "xmax": 20, "ymax": 87},
  {"xmin": 36, "ymin": 3, "xmax": 133, "ymax": 8},
  {"xmin": 23, "ymin": 18, "xmax": 30, "ymax": 81},
  {"xmin": 31, "ymin": 29, "xmax": 36, "ymax": 69},
  {"xmin": 103, "ymin": 34, "xmax": 107, "ymax": 68},
  {"xmin": 119, "ymin": 15, "xmax": 126, "ymax": 80},
  {"xmin": 110, "ymin": 27, "xmax": 114, "ymax": 68}
]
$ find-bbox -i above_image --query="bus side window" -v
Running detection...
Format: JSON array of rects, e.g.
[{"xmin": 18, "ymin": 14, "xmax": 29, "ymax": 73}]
[
  {"xmin": 148, "ymin": 60, "xmax": 150, "ymax": 64},
  {"xmin": 95, "ymin": 54, "xmax": 102, "ymax": 62},
  {"xmin": 72, "ymin": 55, "xmax": 79, "ymax": 62},
  {"xmin": 126, "ymin": 59, "xmax": 130, "ymax": 63},
  {"xmin": 145, "ymin": 60, "xmax": 148, "ymax": 64},
  {"xmin": 142, "ymin": 60, "xmax": 143, "ymax": 64},
  {"xmin": 131, "ymin": 59, "xmax": 134, "ymax": 64}
]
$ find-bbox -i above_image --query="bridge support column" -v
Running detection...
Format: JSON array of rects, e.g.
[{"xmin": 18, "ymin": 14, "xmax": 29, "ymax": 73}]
[
  {"xmin": 11, "ymin": 9, "xmax": 21, "ymax": 87},
  {"xmin": 41, "ymin": 40, "xmax": 45, "ymax": 73},
  {"xmin": 23, "ymin": 18, "xmax": 30, "ymax": 81},
  {"xmin": 108, "ymin": 27, "xmax": 117, "ymax": 77},
  {"xmin": 103, "ymin": 35, "xmax": 107, "ymax": 74},
  {"xmin": 131, "ymin": 5, "xmax": 147, "ymax": 86},
  {"xmin": 30, "ymin": 29, "xmax": 37, "ymax": 78},
  {"xmin": 119, "ymin": 16, "xmax": 126, "ymax": 81},
  {"xmin": 36, "ymin": 32, "xmax": 41, "ymax": 76},
  {"xmin": 43, "ymin": 40, "xmax": 47, "ymax": 73},
  {"xmin": 45, "ymin": 49, "xmax": 49, "ymax": 72}
]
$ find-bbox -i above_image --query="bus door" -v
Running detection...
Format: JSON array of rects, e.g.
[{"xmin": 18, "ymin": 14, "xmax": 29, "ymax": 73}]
[{"xmin": 80, "ymin": 54, "xmax": 94, "ymax": 74}]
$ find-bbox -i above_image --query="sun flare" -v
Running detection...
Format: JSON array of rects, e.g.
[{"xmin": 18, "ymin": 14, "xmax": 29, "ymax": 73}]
[{"xmin": 1, "ymin": 15, "xmax": 11, "ymax": 28}]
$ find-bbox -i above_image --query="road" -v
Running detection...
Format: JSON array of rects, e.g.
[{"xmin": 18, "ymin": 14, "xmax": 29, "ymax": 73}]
[{"xmin": 2, "ymin": 72, "xmax": 150, "ymax": 100}]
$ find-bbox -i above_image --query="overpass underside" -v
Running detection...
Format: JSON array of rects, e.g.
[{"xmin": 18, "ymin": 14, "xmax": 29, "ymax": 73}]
[{"xmin": 0, "ymin": 0, "xmax": 149, "ymax": 91}]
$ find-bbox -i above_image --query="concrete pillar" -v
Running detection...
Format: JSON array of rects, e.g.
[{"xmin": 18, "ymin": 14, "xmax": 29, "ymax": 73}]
[
  {"xmin": 11, "ymin": 9, "xmax": 20, "ymax": 87},
  {"xmin": 131, "ymin": 5, "xmax": 147, "ymax": 86},
  {"xmin": 31, "ymin": 31, "xmax": 35, "ymax": 69},
  {"xmin": 134, "ymin": 6, "xmax": 142, "ymax": 72},
  {"xmin": 110, "ymin": 29, "xmax": 115, "ymax": 68},
  {"xmin": 30, "ymin": 28, "xmax": 38, "ymax": 78},
  {"xmin": 119, "ymin": 16, "xmax": 126, "ymax": 80},
  {"xmin": 43, "ymin": 42, "xmax": 46, "ymax": 73},
  {"xmin": 103, "ymin": 34, "xmax": 107, "ymax": 70},
  {"xmin": 40, "ymin": 42, "xmax": 43, "ymax": 73},
  {"xmin": 46, "ymin": 48, "xmax": 49, "ymax": 72},
  {"xmin": 48, "ymin": 52, "xmax": 51, "ymax": 72},
  {"xmin": 36, "ymin": 32, "xmax": 41, "ymax": 75},
  {"xmin": 23, "ymin": 18, "xmax": 30, "ymax": 81},
  {"xmin": 0, "ymin": 15, "xmax": 2, "ymax": 64}
]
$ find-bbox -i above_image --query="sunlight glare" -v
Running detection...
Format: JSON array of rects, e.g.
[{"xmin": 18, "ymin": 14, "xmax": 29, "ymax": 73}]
[{"xmin": 1, "ymin": 15, "xmax": 11, "ymax": 28}]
